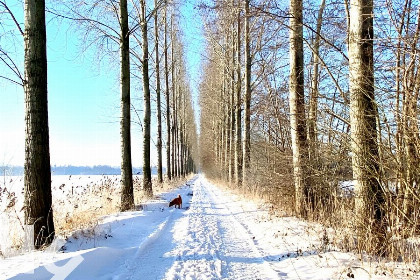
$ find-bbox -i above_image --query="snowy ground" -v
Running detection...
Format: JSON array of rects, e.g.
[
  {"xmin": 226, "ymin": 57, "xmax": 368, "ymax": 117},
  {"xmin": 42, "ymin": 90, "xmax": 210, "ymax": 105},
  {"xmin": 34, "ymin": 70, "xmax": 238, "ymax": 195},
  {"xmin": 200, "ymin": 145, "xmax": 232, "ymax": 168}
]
[
  {"xmin": 0, "ymin": 174, "xmax": 145, "ymax": 255},
  {"xmin": 0, "ymin": 175, "xmax": 418, "ymax": 279}
]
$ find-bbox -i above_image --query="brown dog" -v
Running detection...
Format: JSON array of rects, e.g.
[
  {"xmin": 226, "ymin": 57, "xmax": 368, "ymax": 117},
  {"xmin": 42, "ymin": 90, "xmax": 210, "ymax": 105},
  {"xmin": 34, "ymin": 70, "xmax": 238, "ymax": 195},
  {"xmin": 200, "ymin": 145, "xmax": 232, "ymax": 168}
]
[{"xmin": 169, "ymin": 194, "xmax": 182, "ymax": 209}]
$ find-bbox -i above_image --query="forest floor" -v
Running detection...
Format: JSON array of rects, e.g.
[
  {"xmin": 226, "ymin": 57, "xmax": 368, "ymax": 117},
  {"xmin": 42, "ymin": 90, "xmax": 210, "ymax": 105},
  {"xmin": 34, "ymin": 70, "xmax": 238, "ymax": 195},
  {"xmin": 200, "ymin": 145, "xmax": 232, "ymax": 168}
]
[{"xmin": 0, "ymin": 174, "xmax": 418, "ymax": 279}]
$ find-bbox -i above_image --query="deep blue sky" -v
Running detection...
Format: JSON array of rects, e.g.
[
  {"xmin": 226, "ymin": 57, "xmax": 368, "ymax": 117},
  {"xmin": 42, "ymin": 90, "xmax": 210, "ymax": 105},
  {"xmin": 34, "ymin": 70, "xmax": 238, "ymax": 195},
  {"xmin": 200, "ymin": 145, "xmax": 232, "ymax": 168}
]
[{"xmin": 0, "ymin": 0, "xmax": 204, "ymax": 167}]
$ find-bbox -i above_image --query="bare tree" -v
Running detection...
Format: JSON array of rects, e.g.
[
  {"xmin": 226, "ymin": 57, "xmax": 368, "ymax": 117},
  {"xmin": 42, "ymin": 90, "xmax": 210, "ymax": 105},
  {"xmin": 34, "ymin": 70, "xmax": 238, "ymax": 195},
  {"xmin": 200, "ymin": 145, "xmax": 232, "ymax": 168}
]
[
  {"xmin": 242, "ymin": 0, "xmax": 251, "ymax": 186},
  {"xmin": 155, "ymin": 0, "xmax": 163, "ymax": 183},
  {"xmin": 23, "ymin": 0, "xmax": 55, "ymax": 248},
  {"xmin": 140, "ymin": 0, "xmax": 153, "ymax": 197},
  {"xmin": 289, "ymin": 0, "xmax": 310, "ymax": 217},
  {"xmin": 164, "ymin": 3, "xmax": 171, "ymax": 180},
  {"xmin": 47, "ymin": 0, "xmax": 135, "ymax": 211},
  {"xmin": 235, "ymin": 1, "xmax": 242, "ymax": 187},
  {"xmin": 229, "ymin": 7, "xmax": 236, "ymax": 184},
  {"xmin": 348, "ymin": 0, "xmax": 386, "ymax": 255},
  {"xmin": 119, "ymin": 0, "xmax": 134, "ymax": 211},
  {"xmin": 307, "ymin": 0, "xmax": 325, "ymax": 152},
  {"xmin": 171, "ymin": 14, "xmax": 177, "ymax": 178}
]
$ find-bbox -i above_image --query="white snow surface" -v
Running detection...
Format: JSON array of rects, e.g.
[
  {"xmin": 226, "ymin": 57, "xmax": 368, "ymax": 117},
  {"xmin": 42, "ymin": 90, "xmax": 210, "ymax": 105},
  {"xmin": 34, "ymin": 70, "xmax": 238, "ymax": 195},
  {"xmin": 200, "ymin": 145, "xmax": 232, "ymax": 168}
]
[{"xmin": 0, "ymin": 175, "xmax": 417, "ymax": 279}]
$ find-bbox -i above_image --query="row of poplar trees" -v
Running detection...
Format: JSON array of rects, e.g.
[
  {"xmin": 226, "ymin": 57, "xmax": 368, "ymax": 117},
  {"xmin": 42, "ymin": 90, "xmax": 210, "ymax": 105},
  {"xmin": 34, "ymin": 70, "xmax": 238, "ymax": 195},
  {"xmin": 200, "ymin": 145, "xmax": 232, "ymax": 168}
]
[
  {"xmin": 0, "ymin": 0, "xmax": 197, "ymax": 248},
  {"xmin": 199, "ymin": 0, "xmax": 419, "ymax": 257}
]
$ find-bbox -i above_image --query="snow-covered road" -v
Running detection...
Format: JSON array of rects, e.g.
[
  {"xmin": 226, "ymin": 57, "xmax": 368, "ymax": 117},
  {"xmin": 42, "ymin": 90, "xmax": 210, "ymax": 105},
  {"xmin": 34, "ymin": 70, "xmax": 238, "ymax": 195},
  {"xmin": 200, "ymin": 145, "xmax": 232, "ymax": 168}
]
[{"xmin": 122, "ymin": 175, "xmax": 280, "ymax": 280}]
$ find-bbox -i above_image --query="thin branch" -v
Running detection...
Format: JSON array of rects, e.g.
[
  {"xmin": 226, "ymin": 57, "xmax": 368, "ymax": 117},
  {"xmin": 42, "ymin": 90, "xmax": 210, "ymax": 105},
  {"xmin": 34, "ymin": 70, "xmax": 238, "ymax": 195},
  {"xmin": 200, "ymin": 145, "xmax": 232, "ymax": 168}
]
[
  {"xmin": 0, "ymin": 49, "xmax": 24, "ymax": 83},
  {"xmin": 0, "ymin": 75, "xmax": 23, "ymax": 86},
  {"xmin": 251, "ymin": 3, "xmax": 349, "ymax": 61},
  {"xmin": 0, "ymin": 1, "xmax": 24, "ymax": 36},
  {"xmin": 46, "ymin": 7, "xmax": 119, "ymax": 38}
]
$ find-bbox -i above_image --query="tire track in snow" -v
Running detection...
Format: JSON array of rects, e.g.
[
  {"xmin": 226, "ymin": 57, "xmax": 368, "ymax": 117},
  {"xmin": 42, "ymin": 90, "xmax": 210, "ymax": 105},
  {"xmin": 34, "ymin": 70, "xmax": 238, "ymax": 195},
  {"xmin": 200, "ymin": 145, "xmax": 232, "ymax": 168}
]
[
  {"xmin": 114, "ymin": 214, "xmax": 172, "ymax": 280},
  {"xmin": 202, "ymin": 179, "xmax": 281, "ymax": 280},
  {"xmin": 113, "ymin": 180, "xmax": 196, "ymax": 280},
  {"xmin": 166, "ymin": 176, "xmax": 281, "ymax": 280},
  {"xmin": 164, "ymin": 177, "xmax": 225, "ymax": 280},
  {"xmin": 118, "ymin": 175, "xmax": 281, "ymax": 280}
]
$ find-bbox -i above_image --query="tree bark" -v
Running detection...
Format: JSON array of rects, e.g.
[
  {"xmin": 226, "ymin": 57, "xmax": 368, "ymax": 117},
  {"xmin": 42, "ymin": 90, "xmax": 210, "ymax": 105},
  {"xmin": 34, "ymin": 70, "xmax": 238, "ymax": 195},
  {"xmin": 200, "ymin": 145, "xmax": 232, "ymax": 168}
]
[
  {"xmin": 120, "ymin": 0, "xmax": 134, "ymax": 211},
  {"xmin": 243, "ymin": 0, "xmax": 251, "ymax": 186},
  {"xmin": 155, "ymin": 0, "xmax": 163, "ymax": 183},
  {"xmin": 219, "ymin": 76, "xmax": 225, "ymax": 176},
  {"xmin": 224, "ymin": 34, "xmax": 230, "ymax": 181},
  {"xmin": 229, "ymin": 21, "xmax": 236, "ymax": 185},
  {"xmin": 175, "ymin": 69, "xmax": 180, "ymax": 177},
  {"xmin": 23, "ymin": 0, "xmax": 55, "ymax": 248},
  {"xmin": 289, "ymin": 0, "xmax": 310, "ymax": 217},
  {"xmin": 308, "ymin": 0, "xmax": 325, "ymax": 151},
  {"xmin": 348, "ymin": 0, "xmax": 386, "ymax": 255},
  {"xmin": 171, "ymin": 16, "xmax": 176, "ymax": 178},
  {"xmin": 307, "ymin": 0, "xmax": 326, "ymax": 210},
  {"xmin": 182, "ymin": 90, "xmax": 187, "ymax": 176},
  {"xmin": 179, "ymin": 89, "xmax": 185, "ymax": 177},
  {"xmin": 164, "ymin": 4, "xmax": 171, "ymax": 180},
  {"xmin": 225, "ymin": 82, "xmax": 231, "ymax": 181},
  {"xmin": 235, "ymin": 5, "xmax": 242, "ymax": 188},
  {"xmin": 141, "ymin": 0, "xmax": 153, "ymax": 198}
]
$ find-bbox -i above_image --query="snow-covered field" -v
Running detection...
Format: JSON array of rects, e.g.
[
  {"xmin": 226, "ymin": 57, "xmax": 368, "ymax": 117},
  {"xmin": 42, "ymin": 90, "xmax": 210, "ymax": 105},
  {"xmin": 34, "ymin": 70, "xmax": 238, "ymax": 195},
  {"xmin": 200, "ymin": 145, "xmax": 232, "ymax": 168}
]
[
  {"xmin": 0, "ymin": 175, "xmax": 418, "ymax": 279},
  {"xmin": 0, "ymin": 174, "xmax": 147, "ymax": 256}
]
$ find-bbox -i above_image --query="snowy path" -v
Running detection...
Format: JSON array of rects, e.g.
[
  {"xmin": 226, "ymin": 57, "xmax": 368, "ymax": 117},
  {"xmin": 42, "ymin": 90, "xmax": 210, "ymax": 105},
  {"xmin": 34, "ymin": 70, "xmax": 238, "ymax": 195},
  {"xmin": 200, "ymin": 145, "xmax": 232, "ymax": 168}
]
[{"xmin": 123, "ymin": 176, "xmax": 281, "ymax": 280}]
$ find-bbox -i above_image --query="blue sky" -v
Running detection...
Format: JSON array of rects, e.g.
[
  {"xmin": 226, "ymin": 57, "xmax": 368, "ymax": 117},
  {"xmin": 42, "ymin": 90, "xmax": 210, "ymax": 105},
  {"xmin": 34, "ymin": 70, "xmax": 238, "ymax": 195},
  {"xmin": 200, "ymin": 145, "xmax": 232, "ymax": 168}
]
[{"xmin": 0, "ymin": 0, "xmax": 204, "ymax": 167}]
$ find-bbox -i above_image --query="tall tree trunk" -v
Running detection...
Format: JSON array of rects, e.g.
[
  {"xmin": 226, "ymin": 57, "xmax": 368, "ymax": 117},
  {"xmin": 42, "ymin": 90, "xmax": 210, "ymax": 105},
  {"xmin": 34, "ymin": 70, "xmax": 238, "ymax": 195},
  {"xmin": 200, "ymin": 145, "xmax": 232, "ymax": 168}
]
[
  {"xmin": 307, "ymin": 0, "xmax": 326, "ymax": 210},
  {"xmin": 219, "ymin": 118, "xmax": 224, "ymax": 177},
  {"xmin": 179, "ymin": 98, "xmax": 185, "ymax": 177},
  {"xmin": 243, "ymin": 0, "xmax": 251, "ymax": 186},
  {"xmin": 224, "ymin": 34, "xmax": 230, "ymax": 181},
  {"xmin": 349, "ymin": 0, "xmax": 386, "ymax": 255},
  {"xmin": 23, "ymin": 0, "xmax": 55, "ymax": 248},
  {"xmin": 308, "ymin": 0, "xmax": 325, "ymax": 150},
  {"xmin": 155, "ymin": 0, "xmax": 163, "ymax": 183},
  {"xmin": 171, "ymin": 16, "xmax": 176, "ymax": 178},
  {"xmin": 225, "ymin": 87, "xmax": 231, "ymax": 181},
  {"xmin": 289, "ymin": 0, "xmax": 310, "ymax": 217},
  {"xmin": 175, "ymin": 69, "xmax": 180, "ymax": 177},
  {"xmin": 235, "ymin": 5, "xmax": 242, "ymax": 188},
  {"xmin": 181, "ymin": 94, "xmax": 187, "ymax": 177},
  {"xmin": 182, "ymin": 91, "xmax": 186, "ymax": 176},
  {"xmin": 229, "ymin": 22, "xmax": 236, "ymax": 185},
  {"xmin": 218, "ymin": 78, "xmax": 224, "ymax": 176},
  {"xmin": 394, "ymin": 1, "xmax": 407, "ymax": 223},
  {"xmin": 120, "ymin": 0, "xmax": 134, "ymax": 211},
  {"xmin": 164, "ymin": 4, "xmax": 171, "ymax": 180},
  {"xmin": 141, "ymin": 0, "xmax": 153, "ymax": 197},
  {"xmin": 220, "ymin": 76, "xmax": 225, "ymax": 177}
]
